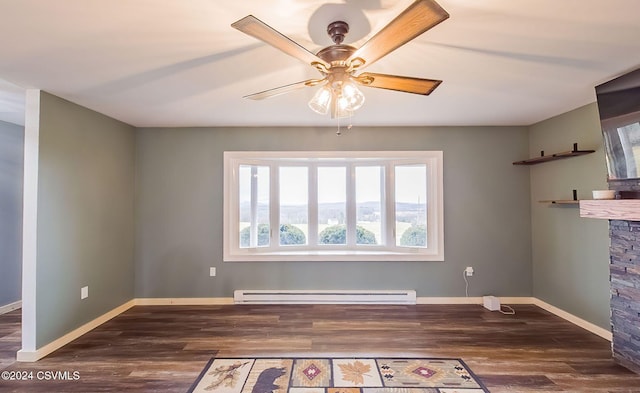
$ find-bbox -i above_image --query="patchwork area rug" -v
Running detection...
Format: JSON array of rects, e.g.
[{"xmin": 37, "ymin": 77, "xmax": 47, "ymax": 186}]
[{"xmin": 189, "ymin": 357, "xmax": 489, "ymax": 393}]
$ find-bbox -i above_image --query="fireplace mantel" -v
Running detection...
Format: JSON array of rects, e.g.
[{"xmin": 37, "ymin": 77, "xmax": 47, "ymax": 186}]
[{"xmin": 579, "ymin": 200, "xmax": 640, "ymax": 221}]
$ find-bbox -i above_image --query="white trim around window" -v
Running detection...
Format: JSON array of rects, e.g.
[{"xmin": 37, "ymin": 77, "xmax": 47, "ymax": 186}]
[{"xmin": 223, "ymin": 151, "xmax": 444, "ymax": 262}]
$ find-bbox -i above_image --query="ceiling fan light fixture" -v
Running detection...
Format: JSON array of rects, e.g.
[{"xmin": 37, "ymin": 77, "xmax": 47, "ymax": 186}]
[
  {"xmin": 308, "ymin": 86, "xmax": 332, "ymax": 115},
  {"xmin": 309, "ymin": 81, "xmax": 365, "ymax": 118},
  {"xmin": 334, "ymin": 94, "xmax": 354, "ymax": 119},
  {"xmin": 341, "ymin": 82, "xmax": 365, "ymax": 111}
]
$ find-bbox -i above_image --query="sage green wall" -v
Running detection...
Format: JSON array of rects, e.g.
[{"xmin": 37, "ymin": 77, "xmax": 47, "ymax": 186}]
[
  {"xmin": 35, "ymin": 92, "xmax": 135, "ymax": 347},
  {"xmin": 529, "ymin": 103, "xmax": 611, "ymax": 329},
  {"xmin": 0, "ymin": 120, "xmax": 23, "ymax": 307},
  {"xmin": 135, "ymin": 126, "xmax": 532, "ymax": 298}
]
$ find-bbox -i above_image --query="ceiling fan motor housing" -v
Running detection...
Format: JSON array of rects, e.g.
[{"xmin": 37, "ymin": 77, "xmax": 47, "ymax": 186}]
[
  {"xmin": 327, "ymin": 21, "xmax": 349, "ymax": 44},
  {"xmin": 316, "ymin": 44, "xmax": 357, "ymax": 67}
]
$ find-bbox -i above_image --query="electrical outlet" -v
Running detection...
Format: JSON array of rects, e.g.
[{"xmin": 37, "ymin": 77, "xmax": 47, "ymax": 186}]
[
  {"xmin": 465, "ymin": 266, "xmax": 474, "ymax": 277},
  {"xmin": 209, "ymin": 267, "xmax": 216, "ymax": 277},
  {"xmin": 81, "ymin": 286, "xmax": 89, "ymax": 300}
]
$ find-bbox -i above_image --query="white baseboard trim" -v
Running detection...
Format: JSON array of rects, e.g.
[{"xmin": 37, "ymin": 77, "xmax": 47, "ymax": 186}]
[
  {"xmin": 135, "ymin": 297, "xmax": 234, "ymax": 306},
  {"xmin": 15, "ymin": 298, "xmax": 232, "ymax": 362},
  {"xmin": 416, "ymin": 296, "xmax": 611, "ymax": 342},
  {"xmin": 16, "ymin": 300, "xmax": 136, "ymax": 362},
  {"xmin": 14, "ymin": 296, "xmax": 612, "ymax": 362},
  {"xmin": 417, "ymin": 296, "xmax": 482, "ymax": 304},
  {"xmin": 416, "ymin": 296, "xmax": 536, "ymax": 305},
  {"xmin": 0, "ymin": 300, "xmax": 21, "ymax": 315},
  {"xmin": 532, "ymin": 298, "xmax": 612, "ymax": 341}
]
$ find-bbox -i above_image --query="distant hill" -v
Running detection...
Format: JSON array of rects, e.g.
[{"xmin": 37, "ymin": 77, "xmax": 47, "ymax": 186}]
[{"xmin": 240, "ymin": 201, "xmax": 424, "ymax": 224}]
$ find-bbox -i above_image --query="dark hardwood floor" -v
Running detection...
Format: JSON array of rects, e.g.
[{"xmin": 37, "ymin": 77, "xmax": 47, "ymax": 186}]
[{"xmin": 1, "ymin": 304, "xmax": 640, "ymax": 392}]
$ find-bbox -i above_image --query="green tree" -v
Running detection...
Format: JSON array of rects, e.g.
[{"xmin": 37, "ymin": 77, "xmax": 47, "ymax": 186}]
[
  {"xmin": 240, "ymin": 223, "xmax": 306, "ymax": 247},
  {"xmin": 318, "ymin": 225, "xmax": 377, "ymax": 245},
  {"xmin": 279, "ymin": 223, "xmax": 306, "ymax": 245},
  {"xmin": 240, "ymin": 224, "xmax": 270, "ymax": 247},
  {"xmin": 400, "ymin": 225, "xmax": 426, "ymax": 247}
]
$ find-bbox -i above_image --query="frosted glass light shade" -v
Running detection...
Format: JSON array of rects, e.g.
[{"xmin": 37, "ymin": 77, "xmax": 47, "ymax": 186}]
[
  {"xmin": 334, "ymin": 94, "xmax": 354, "ymax": 118},
  {"xmin": 341, "ymin": 82, "xmax": 365, "ymax": 111},
  {"xmin": 308, "ymin": 86, "xmax": 332, "ymax": 115}
]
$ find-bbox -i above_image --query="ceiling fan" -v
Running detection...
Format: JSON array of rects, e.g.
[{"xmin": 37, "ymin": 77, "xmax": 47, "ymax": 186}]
[{"xmin": 231, "ymin": 0, "xmax": 449, "ymax": 119}]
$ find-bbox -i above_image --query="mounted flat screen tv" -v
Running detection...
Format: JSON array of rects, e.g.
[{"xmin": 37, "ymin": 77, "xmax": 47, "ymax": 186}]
[{"xmin": 596, "ymin": 67, "xmax": 640, "ymax": 180}]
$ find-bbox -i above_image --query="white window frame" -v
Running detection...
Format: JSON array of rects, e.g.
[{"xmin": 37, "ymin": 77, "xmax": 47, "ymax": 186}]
[{"xmin": 223, "ymin": 151, "xmax": 444, "ymax": 262}]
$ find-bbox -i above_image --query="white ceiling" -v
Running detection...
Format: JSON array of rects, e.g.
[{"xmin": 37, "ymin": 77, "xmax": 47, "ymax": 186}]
[{"xmin": 1, "ymin": 0, "xmax": 640, "ymax": 128}]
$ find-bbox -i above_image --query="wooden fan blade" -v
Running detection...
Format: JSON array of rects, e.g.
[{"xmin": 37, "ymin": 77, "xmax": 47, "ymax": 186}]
[
  {"xmin": 232, "ymin": 15, "xmax": 330, "ymax": 69},
  {"xmin": 348, "ymin": 0, "xmax": 449, "ymax": 69},
  {"xmin": 244, "ymin": 79, "xmax": 324, "ymax": 100},
  {"xmin": 354, "ymin": 73, "xmax": 442, "ymax": 95}
]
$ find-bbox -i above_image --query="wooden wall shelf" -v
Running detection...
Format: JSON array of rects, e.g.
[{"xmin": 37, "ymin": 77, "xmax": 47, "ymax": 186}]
[
  {"xmin": 513, "ymin": 143, "xmax": 595, "ymax": 165},
  {"xmin": 579, "ymin": 200, "xmax": 640, "ymax": 221},
  {"xmin": 539, "ymin": 200, "xmax": 580, "ymax": 205},
  {"xmin": 539, "ymin": 190, "xmax": 580, "ymax": 205}
]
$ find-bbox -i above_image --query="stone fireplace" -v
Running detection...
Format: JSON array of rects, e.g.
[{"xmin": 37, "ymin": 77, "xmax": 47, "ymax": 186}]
[
  {"xmin": 609, "ymin": 219, "xmax": 640, "ymax": 373},
  {"xmin": 582, "ymin": 180, "xmax": 640, "ymax": 373}
]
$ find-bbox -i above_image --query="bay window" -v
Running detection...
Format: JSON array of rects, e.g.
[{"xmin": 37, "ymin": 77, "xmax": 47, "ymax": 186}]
[{"xmin": 224, "ymin": 151, "xmax": 443, "ymax": 261}]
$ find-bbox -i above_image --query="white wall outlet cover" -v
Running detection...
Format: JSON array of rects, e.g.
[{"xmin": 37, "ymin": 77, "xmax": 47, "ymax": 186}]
[
  {"xmin": 465, "ymin": 266, "xmax": 474, "ymax": 276},
  {"xmin": 209, "ymin": 267, "xmax": 216, "ymax": 277},
  {"xmin": 81, "ymin": 286, "xmax": 89, "ymax": 300}
]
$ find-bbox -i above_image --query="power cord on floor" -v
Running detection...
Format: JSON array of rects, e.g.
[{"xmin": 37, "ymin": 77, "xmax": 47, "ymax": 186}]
[
  {"xmin": 462, "ymin": 269, "xmax": 469, "ymax": 297},
  {"xmin": 500, "ymin": 305, "xmax": 516, "ymax": 315}
]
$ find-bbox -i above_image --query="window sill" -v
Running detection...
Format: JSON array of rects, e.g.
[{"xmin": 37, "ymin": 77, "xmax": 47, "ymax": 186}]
[{"xmin": 224, "ymin": 250, "xmax": 444, "ymax": 262}]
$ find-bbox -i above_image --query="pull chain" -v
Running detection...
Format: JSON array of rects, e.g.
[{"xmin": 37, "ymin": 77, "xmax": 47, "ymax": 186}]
[{"xmin": 336, "ymin": 114, "xmax": 353, "ymax": 136}]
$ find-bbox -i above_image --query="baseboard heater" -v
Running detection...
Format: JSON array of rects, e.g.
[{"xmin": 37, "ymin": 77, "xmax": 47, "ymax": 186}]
[{"xmin": 233, "ymin": 290, "xmax": 417, "ymax": 305}]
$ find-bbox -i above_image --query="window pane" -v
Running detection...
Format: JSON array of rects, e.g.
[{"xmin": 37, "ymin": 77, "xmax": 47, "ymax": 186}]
[
  {"xmin": 395, "ymin": 164, "xmax": 427, "ymax": 248},
  {"xmin": 356, "ymin": 166, "xmax": 382, "ymax": 245},
  {"xmin": 318, "ymin": 167, "xmax": 346, "ymax": 245},
  {"xmin": 239, "ymin": 165, "xmax": 270, "ymax": 248},
  {"xmin": 279, "ymin": 166, "xmax": 308, "ymax": 245}
]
